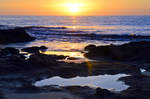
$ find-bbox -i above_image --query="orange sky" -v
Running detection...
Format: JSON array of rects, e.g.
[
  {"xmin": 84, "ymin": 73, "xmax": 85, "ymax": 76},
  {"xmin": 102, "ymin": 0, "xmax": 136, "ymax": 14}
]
[{"xmin": 0, "ymin": 0, "xmax": 150, "ymax": 16}]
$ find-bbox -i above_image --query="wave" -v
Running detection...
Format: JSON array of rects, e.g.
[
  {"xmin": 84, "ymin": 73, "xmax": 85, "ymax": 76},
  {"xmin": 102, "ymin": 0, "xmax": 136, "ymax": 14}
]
[{"xmin": 1, "ymin": 25, "xmax": 150, "ymax": 42}]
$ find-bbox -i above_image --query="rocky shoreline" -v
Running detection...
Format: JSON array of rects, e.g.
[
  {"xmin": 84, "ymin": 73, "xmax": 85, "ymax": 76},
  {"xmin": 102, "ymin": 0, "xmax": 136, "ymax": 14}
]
[
  {"xmin": 0, "ymin": 28, "xmax": 150, "ymax": 99},
  {"xmin": 0, "ymin": 43, "xmax": 149, "ymax": 99}
]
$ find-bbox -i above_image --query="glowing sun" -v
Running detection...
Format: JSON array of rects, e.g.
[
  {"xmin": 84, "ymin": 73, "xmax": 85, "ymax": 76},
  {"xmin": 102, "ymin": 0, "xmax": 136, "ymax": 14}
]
[
  {"xmin": 66, "ymin": 3, "xmax": 80, "ymax": 13},
  {"xmin": 62, "ymin": 3, "xmax": 84, "ymax": 15}
]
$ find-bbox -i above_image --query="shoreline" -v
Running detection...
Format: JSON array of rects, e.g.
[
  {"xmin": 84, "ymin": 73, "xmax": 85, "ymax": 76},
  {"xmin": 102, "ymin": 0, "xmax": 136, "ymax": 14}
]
[
  {"xmin": 0, "ymin": 26, "xmax": 150, "ymax": 99},
  {"xmin": 0, "ymin": 42, "xmax": 150, "ymax": 99}
]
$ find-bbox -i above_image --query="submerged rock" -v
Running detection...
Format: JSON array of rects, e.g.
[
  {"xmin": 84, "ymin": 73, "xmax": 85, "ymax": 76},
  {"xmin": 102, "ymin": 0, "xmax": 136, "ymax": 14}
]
[
  {"xmin": 84, "ymin": 41, "xmax": 150, "ymax": 63},
  {"xmin": 0, "ymin": 28, "xmax": 35, "ymax": 44}
]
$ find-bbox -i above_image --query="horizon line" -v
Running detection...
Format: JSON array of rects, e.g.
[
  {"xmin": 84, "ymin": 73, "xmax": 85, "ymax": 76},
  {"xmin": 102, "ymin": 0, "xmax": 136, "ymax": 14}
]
[{"xmin": 0, "ymin": 15, "xmax": 150, "ymax": 17}]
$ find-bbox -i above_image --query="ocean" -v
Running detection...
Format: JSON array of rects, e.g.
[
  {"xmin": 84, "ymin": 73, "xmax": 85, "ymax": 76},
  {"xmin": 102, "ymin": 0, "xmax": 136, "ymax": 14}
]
[{"xmin": 1, "ymin": 16, "xmax": 150, "ymax": 57}]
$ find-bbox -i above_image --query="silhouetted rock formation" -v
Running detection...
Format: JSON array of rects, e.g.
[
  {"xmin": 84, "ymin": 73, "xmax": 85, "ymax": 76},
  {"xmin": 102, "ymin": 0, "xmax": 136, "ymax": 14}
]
[
  {"xmin": 21, "ymin": 46, "xmax": 48, "ymax": 53},
  {"xmin": 84, "ymin": 41, "xmax": 150, "ymax": 63},
  {"xmin": 0, "ymin": 28, "xmax": 35, "ymax": 44},
  {"xmin": 0, "ymin": 47, "xmax": 20, "ymax": 55}
]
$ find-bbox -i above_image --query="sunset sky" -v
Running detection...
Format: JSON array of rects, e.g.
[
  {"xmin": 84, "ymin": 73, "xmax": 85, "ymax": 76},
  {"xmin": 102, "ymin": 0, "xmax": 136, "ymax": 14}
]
[{"xmin": 0, "ymin": 0, "xmax": 150, "ymax": 16}]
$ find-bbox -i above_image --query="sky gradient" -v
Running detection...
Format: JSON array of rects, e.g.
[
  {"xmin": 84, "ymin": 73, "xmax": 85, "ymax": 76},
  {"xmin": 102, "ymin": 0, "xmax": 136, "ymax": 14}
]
[{"xmin": 0, "ymin": 0, "xmax": 150, "ymax": 16}]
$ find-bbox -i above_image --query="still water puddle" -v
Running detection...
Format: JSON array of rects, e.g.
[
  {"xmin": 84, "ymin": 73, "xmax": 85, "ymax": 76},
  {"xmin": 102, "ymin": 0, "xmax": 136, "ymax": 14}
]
[{"xmin": 35, "ymin": 74, "xmax": 129, "ymax": 92}]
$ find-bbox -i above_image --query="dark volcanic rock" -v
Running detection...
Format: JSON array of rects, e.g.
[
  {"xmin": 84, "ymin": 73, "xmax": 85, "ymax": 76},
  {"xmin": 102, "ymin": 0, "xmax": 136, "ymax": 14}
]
[
  {"xmin": 119, "ymin": 76, "xmax": 150, "ymax": 99},
  {"xmin": 27, "ymin": 53, "xmax": 58, "ymax": 67},
  {"xmin": 95, "ymin": 88, "xmax": 114, "ymax": 96},
  {"xmin": 84, "ymin": 44, "xmax": 96, "ymax": 52},
  {"xmin": 0, "ymin": 28, "xmax": 35, "ymax": 44},
  {"xmin": 21, "ymin": 46, "xmax": 48, "ymax": 53},
  {"xmin": 0, "ymin": 47, "xmax": 20, "ymax": 55},
  {"xmin": 84, "ymin": 41, "xmax": 150, "ymax": 63}
]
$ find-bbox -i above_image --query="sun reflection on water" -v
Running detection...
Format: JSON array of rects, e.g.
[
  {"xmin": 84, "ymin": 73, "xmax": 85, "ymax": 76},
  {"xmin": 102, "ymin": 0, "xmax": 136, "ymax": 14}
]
[
  {"xmin": 41, "ymin": 51, "xmax": 84, "ymax": 58},
  {"xmin": 86, "ymin": 60, "xmax": 93, "ymax": 75}
]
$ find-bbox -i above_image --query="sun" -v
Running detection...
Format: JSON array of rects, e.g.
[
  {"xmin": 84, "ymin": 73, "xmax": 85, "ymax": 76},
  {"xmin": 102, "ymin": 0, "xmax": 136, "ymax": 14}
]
[
  {"xmin": 66, "ymin": 3, "xmax": 80, "ymax": 13},
  {"xmin": 62, "ymin": 3, "xmax": 84, "ymax": 15}
]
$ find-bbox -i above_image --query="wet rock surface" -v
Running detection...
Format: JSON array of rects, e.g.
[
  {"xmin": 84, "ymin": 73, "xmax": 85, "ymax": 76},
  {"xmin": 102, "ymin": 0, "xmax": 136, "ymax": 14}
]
[
  {"xmin": 119, "ymin": 75, "xmax": 150, "ymax": 99},
  {"xmin": 0, "ymin": 28, "xmax": 35, "ymax": 44},
  {"xmin": 0, "ymin": 43, "xmax": 150, "ymax": 98},
  {"xmin": 84, "ymin": 41, "xmax": 150, "ymax": 63}
]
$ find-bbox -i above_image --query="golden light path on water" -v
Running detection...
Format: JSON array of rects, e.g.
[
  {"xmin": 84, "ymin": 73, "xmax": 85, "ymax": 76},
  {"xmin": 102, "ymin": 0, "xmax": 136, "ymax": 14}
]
[{"xmin": 41, "ymin": 51, "xmax": 84, "ymax": 58}]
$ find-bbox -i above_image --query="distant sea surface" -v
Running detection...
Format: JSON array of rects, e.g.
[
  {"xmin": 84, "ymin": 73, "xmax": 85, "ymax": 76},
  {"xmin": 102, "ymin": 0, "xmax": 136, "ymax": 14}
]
[{"xmin": 1, "ymin": 16, "xmax": 150, "ymax": 56}]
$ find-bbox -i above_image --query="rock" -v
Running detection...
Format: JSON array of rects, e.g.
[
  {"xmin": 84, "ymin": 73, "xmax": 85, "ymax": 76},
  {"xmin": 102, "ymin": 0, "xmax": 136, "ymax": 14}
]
[
  {"xmin": 63, "ymin": 86, "xmax": 95, "ymax": 98},
  {"xmin": 0, "ymin": 28, "xmax": 35, "ymax": 44},
  {"xmin": 0, "ymin": 92, "xmax": 4, "ymax": 99},
  {"xmin": 27, "ymin": 53, "xmax": 58, "ymax": 67},
  {"xmin": 0, "ymin": 47, "xmax": 20, "ymax": 55},
  {"xmin": 84, "ymin": 44, "xmax": 96, "ymax": 52},
  {"xmin": 95, "ymin": 88, "xmax": 114, "ymax": 96},
  {"xmin": 120, "ymin": 86, "xmax": 150, "ymax": 99},
  {"xmin": 84, "ymin": 41, "xmax": 150, "ymax": 63},
  {"xmin": 39, "ymin": 46, "xmax": 48, "ymax": 52},
  {"xmin": 21, "ymin": 46, "xmax": 48, "ymax": 53},
  {"xmin": 16, "ymin": 85, "xmax": 39, "ymax": 93}
]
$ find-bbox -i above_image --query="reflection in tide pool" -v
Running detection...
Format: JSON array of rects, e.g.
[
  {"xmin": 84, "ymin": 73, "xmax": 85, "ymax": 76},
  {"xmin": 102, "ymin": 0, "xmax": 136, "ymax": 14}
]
[
  {"xmin": 41, "ymin": 51, "xmax": 98, "ymax": 63},
  {"xmin": 35, "ymin": 74, "xmax": 129, "ymax": 92},
  {"xmin": 41, "ymin": 51, "xmax": 84, "ymax": 58},
  {"xmin": 41, "ymin": 51, "xmax": 94, "ymax": 63}
]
